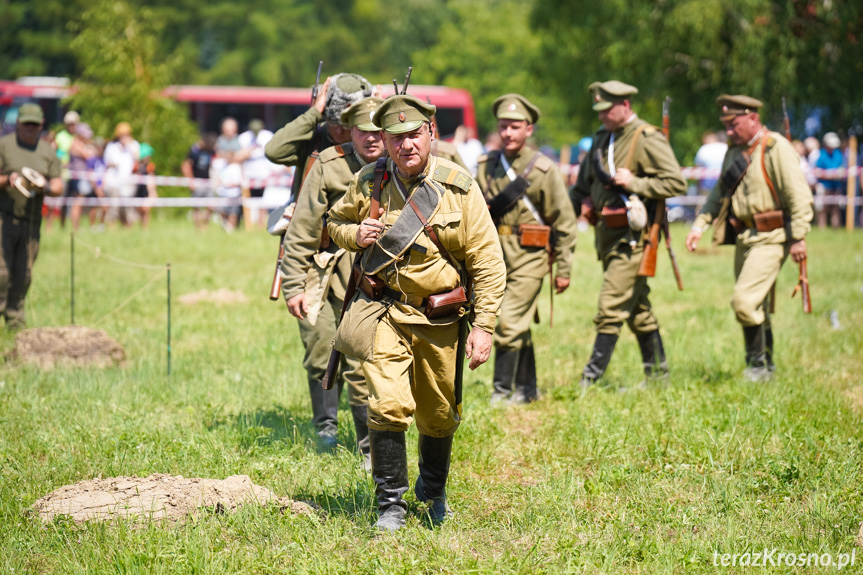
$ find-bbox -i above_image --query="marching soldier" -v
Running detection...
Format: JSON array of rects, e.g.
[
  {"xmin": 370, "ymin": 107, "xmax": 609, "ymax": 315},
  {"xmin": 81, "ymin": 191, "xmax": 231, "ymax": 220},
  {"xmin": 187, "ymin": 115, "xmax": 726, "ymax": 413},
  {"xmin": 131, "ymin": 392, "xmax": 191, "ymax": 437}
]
[
  {"xmin": 571, "ymin": 81, "xmax": 686, "ymax": 387},
  {"xmin": 685, "ymin": 95, "xmax": 813, "ymax": 382},
  {"xmin": 280, "ymin": 97, "xmax": 386, "ymax": 459},
  {"xmin": 327, "ymin": 95, "xmax": 505, "ymax": 531},
  {"xmin": 476, "ymin": 94, "xmax": 577, "ymax": 404},
  {"xmin": 0, "ymin": 103, "xmax": 63, "ymax": 330}
]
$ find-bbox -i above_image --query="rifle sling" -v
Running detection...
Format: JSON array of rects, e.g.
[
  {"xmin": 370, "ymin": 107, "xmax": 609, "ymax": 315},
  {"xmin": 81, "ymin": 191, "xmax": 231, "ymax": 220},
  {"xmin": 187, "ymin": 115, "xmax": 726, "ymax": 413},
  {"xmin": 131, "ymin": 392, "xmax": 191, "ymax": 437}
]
[{"xmin": 486, "ymin": 152, "xmax": 540, "ymax": 222}]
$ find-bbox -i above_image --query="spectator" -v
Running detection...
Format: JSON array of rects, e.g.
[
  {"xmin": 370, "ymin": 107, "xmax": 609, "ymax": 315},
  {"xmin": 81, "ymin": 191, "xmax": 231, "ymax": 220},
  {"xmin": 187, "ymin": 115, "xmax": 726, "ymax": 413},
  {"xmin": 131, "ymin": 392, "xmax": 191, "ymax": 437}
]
[
  {"xmin": 135, "ymin": 143, "xmax": 157, "ymax": 228},
  {"xmin": 792, "ymin": 140, "xmax": 817, "ymax": 189},
  {"xmin": 54, "ymin": 111, "xmax": 79, "ymax": 166},
  {"xmin": 238, "ymin": 118, "xmax": 274, "ymax": 227},
  {"xmin": 102, "ymin": 122, "xmax": 140, "ymax": 227},
  {"xmin": 694, "ymin": 130, "xmax": 728, "ymax": 194},
  {"xmin": 67, "ymin": 123, "xmax": 100, "ymax": 231},
  {"xmin": 815, "ymin": 131, "xmax": 844, "ymax": 228},
  {"xmin": 453, "ymin": 125, "xmax": 485, "ymax": 176},
  {"xmin": 804, "ymin": 136, "xmax": 820, "ymax": 166},
  {"xmin": 181, "ymin": 132, "xmax": 218, "ymax": 230},
  {"xmin": 212, "ymin": 118, "xmax": 246, "ymax": 232}
]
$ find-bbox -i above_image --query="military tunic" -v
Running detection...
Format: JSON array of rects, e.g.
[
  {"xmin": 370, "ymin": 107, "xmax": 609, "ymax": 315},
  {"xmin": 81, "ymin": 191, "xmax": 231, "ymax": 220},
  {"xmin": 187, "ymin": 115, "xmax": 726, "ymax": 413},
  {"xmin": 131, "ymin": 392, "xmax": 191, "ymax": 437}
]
[
  {"xmin": 280, "ymin": 142, "xmax": 368, "ymax": 405},
  {"xmin": 327, "ymin": 156, "xmax": 505, "ymax": 437},
  {"xmin": 431, "ymin": 140, "xmax": 468, "ymax": 172},
  {"xmin": 0, "ymin": 133, "xmax": 61, "ymax": 328},
  {"xmin": 265, "ymin": 108, "xmax": 338, "ymax": 196},
  {"xmin": 476, "ymin": 147, "xmax": 577, "ymax": 350},
  {"xmin": 571, "ymin": 117, "xmax": 686, "ymax": 335},
  {"xmin": 693, "ymin": 130, "xmax": 813, "ymax": 326}
]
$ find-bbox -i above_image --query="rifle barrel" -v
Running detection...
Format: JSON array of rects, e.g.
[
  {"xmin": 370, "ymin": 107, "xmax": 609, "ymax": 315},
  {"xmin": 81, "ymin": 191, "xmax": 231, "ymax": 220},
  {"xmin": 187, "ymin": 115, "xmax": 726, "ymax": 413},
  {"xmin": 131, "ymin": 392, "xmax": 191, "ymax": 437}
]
[{"xmin": 403, "ymin": 67, "xmax": 413, "ymax": 94}]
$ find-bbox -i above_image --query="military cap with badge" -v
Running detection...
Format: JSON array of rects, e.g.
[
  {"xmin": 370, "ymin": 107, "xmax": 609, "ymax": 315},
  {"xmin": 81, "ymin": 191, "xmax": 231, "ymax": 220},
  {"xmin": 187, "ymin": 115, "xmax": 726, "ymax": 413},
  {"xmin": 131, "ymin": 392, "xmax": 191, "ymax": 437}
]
[
  {"xmin": 716, "ymin": 94, "xmax": 763, "ymax": 122},
  {"xmin": 340, "ymin": 97, "xmax": 385, "ymax": 131},
  {"xmin": 492, "ymin": 93, "xmax": 541, "ymax": 124},
  {"xmin": 372, "ymin": 95, "xmax": 436, "ymax": 134},
  {"xmin": 589, "ymin": 80, "xmax": 638, "ymax": 111}
]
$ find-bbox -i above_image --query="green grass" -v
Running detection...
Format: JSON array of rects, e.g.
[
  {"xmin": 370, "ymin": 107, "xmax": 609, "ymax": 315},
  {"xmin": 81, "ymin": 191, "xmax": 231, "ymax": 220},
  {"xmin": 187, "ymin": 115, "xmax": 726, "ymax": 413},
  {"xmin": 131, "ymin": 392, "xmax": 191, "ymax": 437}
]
[{"xmin": 2, "ymin": 214, "xmax": 862, "ymax": 574}]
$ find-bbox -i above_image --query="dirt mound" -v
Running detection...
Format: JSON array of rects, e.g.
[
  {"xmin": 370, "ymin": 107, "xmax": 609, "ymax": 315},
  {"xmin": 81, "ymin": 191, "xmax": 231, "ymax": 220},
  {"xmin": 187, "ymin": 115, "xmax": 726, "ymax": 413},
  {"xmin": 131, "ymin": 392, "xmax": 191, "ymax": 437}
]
[
  {"xmin": 178, "ymin": 288, "xmax": 248, "ymax": 305},
  {"xmin": 11, "ymin": 326, "xmax": 126, "ymax": 369},
  {"xmin": 32, "ymin": 474, "xmax": 316, "ymax": 524}
]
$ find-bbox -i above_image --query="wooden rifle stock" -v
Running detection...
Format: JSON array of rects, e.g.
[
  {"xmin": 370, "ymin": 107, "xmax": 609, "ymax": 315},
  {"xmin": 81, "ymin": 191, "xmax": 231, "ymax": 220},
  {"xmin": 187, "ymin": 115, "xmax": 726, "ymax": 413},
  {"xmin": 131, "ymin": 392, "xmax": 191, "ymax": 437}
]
[
  {"xmin": 269, "ymin": 239, "xmax": 285, "ymax": 300},
  {"xmin": 662, "ymin": 220, "xmax": 684, "ymax": 290},
  {"xmin": 637, "ymin": 200, "xmax": 662, "ymax": 278},
  {"xmin": 791, "ymin": 259, "xmax": 812, "ymax": 314}
]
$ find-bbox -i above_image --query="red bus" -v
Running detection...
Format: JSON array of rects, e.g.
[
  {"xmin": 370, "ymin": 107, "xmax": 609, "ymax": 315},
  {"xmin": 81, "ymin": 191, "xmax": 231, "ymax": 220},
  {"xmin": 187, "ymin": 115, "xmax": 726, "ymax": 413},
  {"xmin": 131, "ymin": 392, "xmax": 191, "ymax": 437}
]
[{"xmin": 1, "ymin": 78, "xmax": 477, "ymax": 139}]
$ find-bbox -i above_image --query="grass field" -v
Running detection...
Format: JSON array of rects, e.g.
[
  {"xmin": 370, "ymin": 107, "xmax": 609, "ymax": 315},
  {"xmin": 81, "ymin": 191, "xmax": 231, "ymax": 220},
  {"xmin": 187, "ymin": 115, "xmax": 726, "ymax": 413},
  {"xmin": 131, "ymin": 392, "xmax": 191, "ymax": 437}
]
[{"xmin": 2, "ymin": 215, "xmax": 862, "ymax": 574}]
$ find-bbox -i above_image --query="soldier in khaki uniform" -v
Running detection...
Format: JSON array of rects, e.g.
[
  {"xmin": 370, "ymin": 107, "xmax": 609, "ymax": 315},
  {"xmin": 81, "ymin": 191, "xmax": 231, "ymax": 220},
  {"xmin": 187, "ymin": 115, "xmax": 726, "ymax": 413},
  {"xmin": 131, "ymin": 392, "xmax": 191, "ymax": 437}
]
[
  {"xmin": 280, "ymin": 97, "xmax": 386, "ymax": 458},
  {"xmin": 327, "ymin": 95, "xmax": 505, "ymax": 532},
  {"xmin": 0, "ymin": 103, "xmax": 63, "ymax": 329},
  {"xmin": 476, "ymin": 94, "xmax": 577, "ymax": 404},
  {"xmin": 686, "ymin": 95, "xmax": 813, "ymax": 382},
  {"xmin": 265, "ymin": 73, "xmax": 372, "ymax": 199},
  {"xmin": 571, "ymin": 81, "xmax": 686, "ymax": 387}
]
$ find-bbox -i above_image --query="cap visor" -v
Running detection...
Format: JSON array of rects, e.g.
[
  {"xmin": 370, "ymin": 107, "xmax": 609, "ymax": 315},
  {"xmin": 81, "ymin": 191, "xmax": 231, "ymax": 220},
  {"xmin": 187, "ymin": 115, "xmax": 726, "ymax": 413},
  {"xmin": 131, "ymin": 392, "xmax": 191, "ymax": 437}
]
[
  {"xmin": 356, "ymin": 123, "xmax": 380, "ymax": 132},
  {"xmin": 592, "ymin": 102, "xmax": 612, "ymax": 112},
  {"xmin": 18, "ymin": 115, "xmax": 43, "ymax": 123},
  {"xmin": 496, "ymin": 112, "xmax": 529, "ymax": 122},
  {"xmin": 384, "ymin": 120, "xmax": 424, "ymax": 134}
]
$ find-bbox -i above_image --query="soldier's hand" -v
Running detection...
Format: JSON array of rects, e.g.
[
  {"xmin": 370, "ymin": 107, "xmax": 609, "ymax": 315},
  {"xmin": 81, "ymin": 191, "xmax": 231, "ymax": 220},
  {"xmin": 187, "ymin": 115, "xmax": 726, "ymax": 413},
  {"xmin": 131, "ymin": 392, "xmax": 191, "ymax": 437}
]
[
  {"xmin": 612, "ymin": 168, "xmax": 633, "ymax": 189},
  {"xmin": 465, "ymin": 328, "xmax": 492, "ymax": 370},
  {"xmin": 685, "ymin": 228, "xmax": 703, "ymax": 252},
  {"xmin": 790, "ymin": 239, "xmax": 807, "ymax": 263},
  {"xmin": 581, "ymin": 200, "xmax": 597, "ymax": 226},
  {"xmin": 356, "ymin": 208, "xmax": 385, "ymax": 247},
  {"xmin": 314, "ymin": 77, "xmax": 331, "ymax": 115},
  {"xmin": 287, "ymin": 293, "xmax": 308, "ymax": 319},
  {"xmin": 554, "ymin": 276, "xmax": 570, "ymax": 294}
]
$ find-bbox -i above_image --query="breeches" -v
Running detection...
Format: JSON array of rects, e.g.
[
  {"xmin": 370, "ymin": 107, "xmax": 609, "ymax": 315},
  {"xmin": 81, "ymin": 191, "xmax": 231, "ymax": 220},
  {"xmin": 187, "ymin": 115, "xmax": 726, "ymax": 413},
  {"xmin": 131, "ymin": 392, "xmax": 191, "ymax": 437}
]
[
  {"xmin": 363, "ymin": 314, "xmax": 460, "ymax": 438},
  {"xmin": 0, "ymin": 216, "xmax": 40, "ymax": 327},
  {"xmin": 594, "ymin": 244, "xmax": 658, "ymax": 336},
  {"xmin": 494, "ymin": 273, "xmax": 543, "ymax": 351},
  {"xmin": 732, "ymin": 241, "xmax": 789, "ymax": 326},
  {"xmin": 297, "ymin": 291, "xmax": 367, "ymax": 405}
]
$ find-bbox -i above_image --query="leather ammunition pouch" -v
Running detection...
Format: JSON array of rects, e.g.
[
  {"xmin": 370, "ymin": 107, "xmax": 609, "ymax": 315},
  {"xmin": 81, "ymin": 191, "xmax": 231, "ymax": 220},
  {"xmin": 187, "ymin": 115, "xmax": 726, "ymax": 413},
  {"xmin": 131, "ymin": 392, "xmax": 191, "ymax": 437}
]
[
  {"xmin": 353, "ymin": 262, "xmax": 386, "ymax": 301},
  {"xmin": 517, "ymin": 223, "xmax": 551, "ymax": 247},
  {"xmin": 600, "ymin": 206, "xmax": 629, "ymax": 228},
  {"xmin": 753, "ymin": 209, "xmax": 785, "ymax": 232},
  {"xmin": 425, "ymin": 286, "xmax": 469, "ymax": 319},
  {"xmin": 354, "ymin": 263, "xmax": 467, "ymax": 320}
]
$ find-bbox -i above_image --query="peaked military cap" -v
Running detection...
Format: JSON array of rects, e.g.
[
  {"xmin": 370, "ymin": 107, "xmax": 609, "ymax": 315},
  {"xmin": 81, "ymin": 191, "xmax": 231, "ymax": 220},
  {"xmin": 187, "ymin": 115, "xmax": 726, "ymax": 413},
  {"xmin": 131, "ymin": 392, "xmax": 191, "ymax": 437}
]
[
  {"xmin": 373, "ymin": 95, "xmax": 436, "ymax": 134},
  {"xmin": 492, "ymin": 93, "xmax": 541, "ymax": 124},
  {"xmin": 17, "ymin": 103, "xmax": 44, "ymax": 124},
  {"xmin": 589, "ymin": 81, "xmax": 638, "ymax": 111},
  {"xmin": 340, "ymin": 97, "xmax": 385, "ymax": 131},
  {"xmin": 716, "ymin": 94, "xmax": 763, "ymax": 122}
]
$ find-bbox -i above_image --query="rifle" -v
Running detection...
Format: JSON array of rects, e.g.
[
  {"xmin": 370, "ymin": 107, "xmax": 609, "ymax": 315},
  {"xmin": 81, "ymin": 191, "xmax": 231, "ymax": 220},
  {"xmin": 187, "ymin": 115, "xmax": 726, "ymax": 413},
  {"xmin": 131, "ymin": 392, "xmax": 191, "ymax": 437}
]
[
  {"xmin": 310, "ymin": 60, "xmax": 323, "ymax": 106},
  {"xmin": 454, "ymin": 277, "xmax": 472, "ymax": 419},
  {"xmin": 637, "ymin": 97, "xmax": 683, "ymax": 290},
  {"xmin": 322, "ymin": 158, "xmax": 386, "ymax": 390},
  {"xmin": 768, "ymin": 97, "xmax": 793, "ymax": 313},
  {"xmin": 791, "ymin": 259, "xmax": 811, "ymax": 314}
]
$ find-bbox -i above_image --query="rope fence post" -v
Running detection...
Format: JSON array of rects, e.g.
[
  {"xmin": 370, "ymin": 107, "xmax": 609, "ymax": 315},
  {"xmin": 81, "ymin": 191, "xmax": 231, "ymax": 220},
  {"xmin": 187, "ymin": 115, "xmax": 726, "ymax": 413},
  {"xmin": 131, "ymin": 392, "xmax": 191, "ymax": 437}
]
[
  {"xmin": 70, "ymin": 232, "xmax": 75, "ymax": 325},
  {"xmin": 167, "ymin": 262, "xmax": 172, "ymax": 377},
  {"xmin": 847, "ymin": 134, "xmax": 858, "ymax": 232}
]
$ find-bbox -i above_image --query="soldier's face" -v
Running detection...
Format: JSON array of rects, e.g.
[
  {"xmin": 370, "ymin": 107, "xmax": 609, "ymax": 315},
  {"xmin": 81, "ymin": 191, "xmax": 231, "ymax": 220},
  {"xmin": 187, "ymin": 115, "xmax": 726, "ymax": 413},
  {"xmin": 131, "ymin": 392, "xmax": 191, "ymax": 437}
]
[
  {"xmin": 723, "ymin": 113, "xmax": 761, "ymax": 146},
  {"xmin": 598, "ymin": 100, "xmax": 632, "ymax": 131},
  {"xmin": 16, "ymin": 121, "xmax": 43, "ymax": 146},
  {"xmin": 351, "ymin": 127, "xmax": 385, "ymax": 164},
  {"xmin": 326, "ymin": 122, "xmax": 352, "ymax": 144},
  {"xmin": 383, "ymin": 122, "xmax": 432, "ymax": 178},
  {"xmin": 497, "ymin": 119, "xmax": 533, "ymax": 156}
]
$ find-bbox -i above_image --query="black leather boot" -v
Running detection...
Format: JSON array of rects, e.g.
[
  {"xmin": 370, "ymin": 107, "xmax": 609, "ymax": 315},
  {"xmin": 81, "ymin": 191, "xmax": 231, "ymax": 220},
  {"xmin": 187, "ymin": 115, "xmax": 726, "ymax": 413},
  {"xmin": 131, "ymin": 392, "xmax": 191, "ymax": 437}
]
[
  {"xmin": 369, "ymin": 429, "xmax": 408, "ymax": 532},
  {"xmin": 350, "ymin": 404, "xmax": 371, "ymax": 472},
  {"xmin": 765, "ymin": 324, "xmax": 775, "ymax": 373},
  {"xmin": 414, "ymin": 434, "xmax": 454, "ymax": 525},
  {"xmin": 636, "ymin": 330, "xmax": 669, "ymax": 386},
  {"xmin": 580, "ymin": 333, "xmax": 619, "ymax": 387},
  {"xmin": 743, "ymin": 324, "xmax": 772, "ymax": 382},
  {"xmin": 308, "ymin": 378, "xmax": 341, "ymax": 448},
  {"xmin": 491, "ymin": 349, "xmax": 519, "ymax": 404},
  {"xmin": 511, "ymin": 345, "xmax": 539, "ymax": 404}
]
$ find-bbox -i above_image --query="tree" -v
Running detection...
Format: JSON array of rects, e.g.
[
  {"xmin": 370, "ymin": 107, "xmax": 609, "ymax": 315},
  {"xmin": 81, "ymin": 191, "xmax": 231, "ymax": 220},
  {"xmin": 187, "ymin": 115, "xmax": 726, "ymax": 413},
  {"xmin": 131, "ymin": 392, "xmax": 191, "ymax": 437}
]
[{"xmin": 66, "ymin": 0, "xmax": 198, "ymax": 177}]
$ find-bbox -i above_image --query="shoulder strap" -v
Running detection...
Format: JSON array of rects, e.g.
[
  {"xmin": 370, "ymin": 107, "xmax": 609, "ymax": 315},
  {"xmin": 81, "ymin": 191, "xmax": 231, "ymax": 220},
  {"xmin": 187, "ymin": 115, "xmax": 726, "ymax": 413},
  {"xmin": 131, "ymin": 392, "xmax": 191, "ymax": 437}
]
[
  {"xmin": 371, "ymin": 157, "xmax": 387, "ymax": 216},
  {"xmin": 759, "ymin": 133, "xmax": 782, "ymax": 209},
  {"xmin": 621, "ymin": 124, "xmax": 650, "ymax": 170}
]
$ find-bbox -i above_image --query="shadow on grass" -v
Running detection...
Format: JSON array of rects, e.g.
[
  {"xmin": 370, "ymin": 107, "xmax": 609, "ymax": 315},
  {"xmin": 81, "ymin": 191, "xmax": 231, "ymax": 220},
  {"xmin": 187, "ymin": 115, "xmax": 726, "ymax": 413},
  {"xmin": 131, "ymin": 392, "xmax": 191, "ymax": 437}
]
[{"xmin": 206, "ymin": 404, "xmax": 326, "ymax": 451}]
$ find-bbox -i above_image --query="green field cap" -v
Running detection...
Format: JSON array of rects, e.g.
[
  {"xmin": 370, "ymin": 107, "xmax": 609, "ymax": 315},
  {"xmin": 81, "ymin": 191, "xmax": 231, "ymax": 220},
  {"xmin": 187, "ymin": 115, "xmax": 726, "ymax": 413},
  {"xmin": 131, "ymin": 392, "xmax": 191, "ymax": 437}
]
[
  {"xmin": 373, "ymin": 95, "xmax": 436, "ymax": 134},
  {"xmin": 589, "ymin": 81, "xmax": 638, "ymax": 111},
  {"xmin": 716, "ymin": 94, "xmax": 763, "ymax": 122},
  {"xmin": 340, "ymin": 97, "xmax": 384, "ymax": 131},
  {"xmin": 492, "ymin": 93, "xmax": 541, "ymax": 124},
  {"xmin": 17, "ymin": 103, "xmax": 44, "ymax": 124}
]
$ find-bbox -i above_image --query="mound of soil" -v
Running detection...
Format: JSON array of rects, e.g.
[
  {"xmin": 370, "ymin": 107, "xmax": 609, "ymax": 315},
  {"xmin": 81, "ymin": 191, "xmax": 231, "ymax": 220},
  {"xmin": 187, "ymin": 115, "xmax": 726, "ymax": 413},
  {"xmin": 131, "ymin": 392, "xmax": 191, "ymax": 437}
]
[
  {"xmin": 178, "ymin": 288, "xmax": 248, "ymax": 305},
  {"xmin": 11, "ymin": 326, "xmax": 126, "ymax": 369},
  {"xmin": 32, "ymin": 474, "xmax": 316, "ymax": 524}
]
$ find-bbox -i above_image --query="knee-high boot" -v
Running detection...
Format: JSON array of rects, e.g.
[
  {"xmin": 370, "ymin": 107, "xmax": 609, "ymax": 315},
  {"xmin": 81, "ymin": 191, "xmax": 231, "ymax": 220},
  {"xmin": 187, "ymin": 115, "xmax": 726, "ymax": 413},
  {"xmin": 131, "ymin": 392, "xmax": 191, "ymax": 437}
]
[
  {"xmin": 414, "ymin": 434, "xmax": 454, "ymax": 525},
  {"xmin": 350, "ymin": 404, "xmax": 371, "ymax": 471},
  {"xmin": 491, "ymin": 349, "xmax": 519, "ymax": 403},
  {"xmin": 307, "ymin": 378, "xmax": 340, "ymax": 448},
  {"xmin": 743, "ymin": 324, "xmax": 772, "ymax": 382},
  {"xmin": 580, "ymin": 333, "xmax": 619, "ymax": 387},
  {"xmin": 511, "ymin": 345, "xmax": 539, "ymax": 404},
  {"xmin": 636, "ymin": 330, "xmax": 669, "ymax": 385},
  {"xmin": 368, "ymin": 429, "xmax": 408, "ymax": 532}
]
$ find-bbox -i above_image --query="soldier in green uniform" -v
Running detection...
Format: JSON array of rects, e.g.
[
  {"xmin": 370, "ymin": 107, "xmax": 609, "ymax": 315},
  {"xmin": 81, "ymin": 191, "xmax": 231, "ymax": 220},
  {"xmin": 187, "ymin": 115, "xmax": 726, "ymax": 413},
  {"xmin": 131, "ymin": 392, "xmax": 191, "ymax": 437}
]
[
  {"xmin": 264, "ymin": 73, "xmax": 372, "ymax": 199},
  {"xmin": 685, "ymin": 95, "xmax": 812, "ymax": 382},
  {"xmin": 280, "ymin": 97, "xmax": 386, "ymax": 459},
  {"xmin": 0, "ymin": 103, "xmax": 63, "ymax": 329},
  {"xmin": 571, "ymin": 81, "xmax": 686, "ymax": 387},
  {"xmin": 476, "ymin": 94, "xmax": 577, "ymax": 404},
  {"xmin": 327, "ymin": 95, "xmax": 506, "ymax": 532}
]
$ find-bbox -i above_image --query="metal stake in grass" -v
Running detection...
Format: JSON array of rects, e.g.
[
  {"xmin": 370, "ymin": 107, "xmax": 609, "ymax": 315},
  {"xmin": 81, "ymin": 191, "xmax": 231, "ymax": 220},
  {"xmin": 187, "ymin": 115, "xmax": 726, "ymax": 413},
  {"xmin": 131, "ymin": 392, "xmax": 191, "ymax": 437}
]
[
  {"xmin": 167, "ymin": 262, "xmax": 171, "ymax": 376},
  {"xmin": 70, "ymin": 232, "xmax": 75, "ymax": 325}
]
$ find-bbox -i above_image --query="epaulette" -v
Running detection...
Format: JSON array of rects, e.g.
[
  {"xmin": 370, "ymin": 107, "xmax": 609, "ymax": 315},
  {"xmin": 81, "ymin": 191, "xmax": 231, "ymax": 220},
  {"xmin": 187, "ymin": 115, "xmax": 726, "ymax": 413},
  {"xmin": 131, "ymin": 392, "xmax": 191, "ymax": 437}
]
[
  {"xmin": 641, "ymin": 124, "xmax": 660, "ymax": 137},
  {"xmin": 431, "ymin": 159, "xmax": 473, "ymax": 192},
  {"xmin": 357, "ymin": 161, "xmax": 377, "ymax": 197},
  {"xmin": 533, "ymin": 153, "xmax": 554, "ymax": 173},
  {"xmin": 477, "ymin": 152, "xmax": 491, "ymax": 164},
  {"xmin": 765, "ymin": 134, "xmax": 777, "ymax": 150},
  {"xmin": 318, "ymin": 143, "xmax": 353, "ymax": 163}
]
